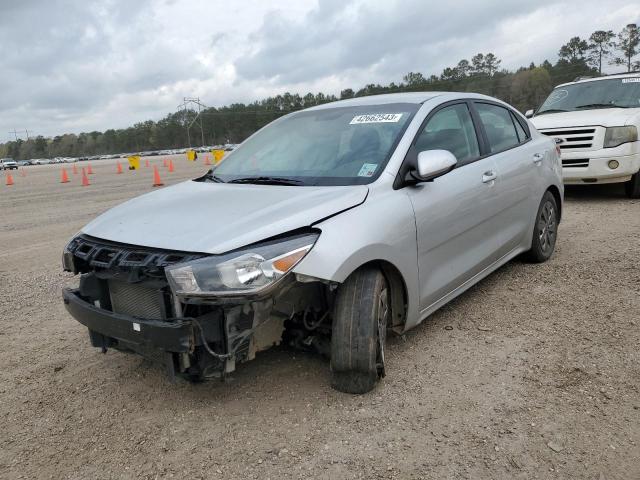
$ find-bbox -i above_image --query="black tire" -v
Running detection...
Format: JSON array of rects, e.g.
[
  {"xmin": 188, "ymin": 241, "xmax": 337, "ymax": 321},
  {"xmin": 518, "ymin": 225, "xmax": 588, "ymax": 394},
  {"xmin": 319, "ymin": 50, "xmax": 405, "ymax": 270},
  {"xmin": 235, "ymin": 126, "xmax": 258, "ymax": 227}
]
[
  {"xmin": 625, "ymin": 171, "xmax": 640, "ymax": 199},
  {"xmin": 330, "ymin": 267, "xmax": 389, "ymax": 394},
  {"xmin": 524, "ymin": 191, "xmax": 558, "ymax": 263}
]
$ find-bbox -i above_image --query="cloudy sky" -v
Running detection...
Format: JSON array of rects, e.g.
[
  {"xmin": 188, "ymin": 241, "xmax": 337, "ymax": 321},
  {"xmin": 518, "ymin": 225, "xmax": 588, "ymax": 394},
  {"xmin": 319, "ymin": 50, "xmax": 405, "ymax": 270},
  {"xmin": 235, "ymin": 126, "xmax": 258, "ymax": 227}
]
[{"xmin": 0, "ymin": 0, "xmax": 637, "ymax": 140}]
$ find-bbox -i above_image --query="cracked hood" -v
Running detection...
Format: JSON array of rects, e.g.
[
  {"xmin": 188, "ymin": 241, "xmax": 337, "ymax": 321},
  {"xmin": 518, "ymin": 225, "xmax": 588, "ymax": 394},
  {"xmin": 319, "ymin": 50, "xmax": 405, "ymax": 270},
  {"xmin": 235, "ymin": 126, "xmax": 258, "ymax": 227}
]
[{"xmin": 81, "ymin": 180, "xmax": 368, "ymax": 254}]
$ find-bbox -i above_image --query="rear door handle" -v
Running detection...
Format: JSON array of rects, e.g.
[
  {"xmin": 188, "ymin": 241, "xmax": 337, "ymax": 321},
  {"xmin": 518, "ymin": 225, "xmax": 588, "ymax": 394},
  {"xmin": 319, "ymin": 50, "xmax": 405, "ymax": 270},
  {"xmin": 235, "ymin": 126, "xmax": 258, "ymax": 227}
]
[
  {"xmin": 533, "ymin": 153, "xmax": 544, "ymax": 164},
  {"xmin": 482, "ymin": 171, "xmax": 497, "ymax": 183}
]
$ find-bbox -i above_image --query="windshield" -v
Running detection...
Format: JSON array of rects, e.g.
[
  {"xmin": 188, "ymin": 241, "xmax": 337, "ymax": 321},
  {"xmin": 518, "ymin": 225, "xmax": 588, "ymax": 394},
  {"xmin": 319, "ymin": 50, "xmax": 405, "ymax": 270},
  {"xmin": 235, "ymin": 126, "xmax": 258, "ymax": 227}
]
[
  {"xmin": 537, "ymin": 77, "xmax": 640, "ymax": 114},
  {"xmin": 205, "ymin": 103, "xmax": 418, "ymax": 186}
]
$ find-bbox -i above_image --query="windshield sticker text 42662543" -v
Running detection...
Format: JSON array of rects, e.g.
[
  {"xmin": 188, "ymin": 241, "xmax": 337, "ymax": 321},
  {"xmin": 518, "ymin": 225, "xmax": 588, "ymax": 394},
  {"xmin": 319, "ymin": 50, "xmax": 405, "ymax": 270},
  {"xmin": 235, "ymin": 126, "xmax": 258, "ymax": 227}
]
[{"xmin": 350, "ymin": 113, "xmax": 403, "ymax": 124}]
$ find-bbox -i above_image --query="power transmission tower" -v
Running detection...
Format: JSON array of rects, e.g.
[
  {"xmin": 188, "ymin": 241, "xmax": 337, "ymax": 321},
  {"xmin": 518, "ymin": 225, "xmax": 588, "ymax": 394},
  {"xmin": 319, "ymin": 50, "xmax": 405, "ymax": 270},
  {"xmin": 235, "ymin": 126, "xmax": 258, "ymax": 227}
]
[
  {"xmin": 9, "ymin": 129, "xmax": 20, "ymax": 141},
  {"xmin": 177, "ymin": 97, "xmax": 207, "ymax": 148},
  {"xmin": 8, "ymin": 129, "xmax": 30, "ymax": 141}
]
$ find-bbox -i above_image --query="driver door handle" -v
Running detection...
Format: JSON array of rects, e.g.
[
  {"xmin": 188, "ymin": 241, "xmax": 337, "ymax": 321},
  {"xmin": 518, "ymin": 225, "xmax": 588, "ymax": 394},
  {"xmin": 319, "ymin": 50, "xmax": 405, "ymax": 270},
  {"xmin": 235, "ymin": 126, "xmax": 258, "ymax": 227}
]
[{"xmin": 482, "ymin": 170, "xmax": 497, "ymax": 183}]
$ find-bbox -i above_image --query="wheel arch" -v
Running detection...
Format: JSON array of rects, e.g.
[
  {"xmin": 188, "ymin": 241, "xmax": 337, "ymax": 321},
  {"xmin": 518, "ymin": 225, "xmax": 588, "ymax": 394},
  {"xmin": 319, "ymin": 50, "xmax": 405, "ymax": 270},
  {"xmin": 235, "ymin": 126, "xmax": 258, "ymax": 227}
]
[
  {"xmin": 546, "ymin": 184, "xmax": 562, "ymax": 222},
  {"xmin": 340, "ymin": 259, "xmax": 409, "ymax": 334}
]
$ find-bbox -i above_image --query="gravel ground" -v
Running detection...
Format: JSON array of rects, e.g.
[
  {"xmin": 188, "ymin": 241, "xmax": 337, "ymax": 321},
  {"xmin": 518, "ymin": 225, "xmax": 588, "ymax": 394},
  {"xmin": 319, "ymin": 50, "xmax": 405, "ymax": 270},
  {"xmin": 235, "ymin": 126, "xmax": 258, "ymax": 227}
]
[{"xmin": 0, "ymin": 157, "xmax": 639, "ymax": 480}]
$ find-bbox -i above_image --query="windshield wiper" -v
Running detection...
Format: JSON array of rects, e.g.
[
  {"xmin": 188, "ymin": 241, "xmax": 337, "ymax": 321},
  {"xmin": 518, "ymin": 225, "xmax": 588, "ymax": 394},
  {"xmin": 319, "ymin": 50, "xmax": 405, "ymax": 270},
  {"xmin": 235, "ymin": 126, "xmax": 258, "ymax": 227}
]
[
  {"xmin": 202, "ymin": 171, "xmax": 225, "ymax": 183},
  {"xmin": 575, "ymin": 103, "xmax": 630, "ymax": 109},
  {"xmin": 228, "ymin": 176, "xmax": 304, "ymax": 186},
  {"xmin": 535, "ymin": 109, "xmax": 569, "ymax": 115}
]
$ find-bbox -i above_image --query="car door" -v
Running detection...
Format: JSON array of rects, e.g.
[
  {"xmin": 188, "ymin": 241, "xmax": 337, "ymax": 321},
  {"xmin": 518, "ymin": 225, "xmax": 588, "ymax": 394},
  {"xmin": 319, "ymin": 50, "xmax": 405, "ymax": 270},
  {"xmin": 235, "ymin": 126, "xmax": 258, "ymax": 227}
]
[
  {"xmin": 473, "ymin": 102, "xmax": 539, "ymax": 256},
  {"xmin": 403, "ymin": 101, "xmax": 505, "ymax": 314}
]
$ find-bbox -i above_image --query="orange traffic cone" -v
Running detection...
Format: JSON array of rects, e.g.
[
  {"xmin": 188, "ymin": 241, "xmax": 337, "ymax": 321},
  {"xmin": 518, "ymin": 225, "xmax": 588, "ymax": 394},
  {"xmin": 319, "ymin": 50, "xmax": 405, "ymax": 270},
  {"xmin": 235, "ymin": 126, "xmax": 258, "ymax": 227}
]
[
  {"xmin": 81, "ymin": 168, "xmax": 90, "ymax": 186},
  {"xmin": 61, "ymin": 168, "xmax": 70, "ymax": 183},
  {"xmin": 116, "ymin": 162, "xmax": 123, "ymax": 174},
  {"xmin": 87, "ymin": 163, "xmax": 94, "ymax": 174},
  {"xmin": 72, "ymin": 163, "xmax": 78, "ymax": 175},
  {"xmin": 163, "ymin": 158, "xmax": 167, "ymax": 167},
  {"xmin": 168, "ymin": 160, "xmax": 174, "ymax": 173},
  {"xmin": 204, "ymin": 155, "xmax": 211, "ymax": 166},
  {"xmin": 152, "ymin": 165, "xmax": 164, "ymax": 187},
  {"xmin": 6, "ymin": 173, "xmax": 14, "ymax": 186},
  {"xmin": 145, "ymin": 159, "xmax": 150, "ymax": 168}
]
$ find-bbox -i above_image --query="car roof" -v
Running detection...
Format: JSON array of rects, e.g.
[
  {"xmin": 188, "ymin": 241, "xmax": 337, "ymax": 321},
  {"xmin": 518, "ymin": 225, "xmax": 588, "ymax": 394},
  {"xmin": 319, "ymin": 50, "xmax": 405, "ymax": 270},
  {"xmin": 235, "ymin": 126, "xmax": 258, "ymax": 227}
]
[
  {"xmin": 306, "ymin": 91, "xmax": 501, "ymax": 110},
  {"xmin": 556, "ymin": 71, "xmax": 640, "ymax": 88},
  {"xmin": 307, "ymin": 92, "xmax": 444, "ymax": 110}
]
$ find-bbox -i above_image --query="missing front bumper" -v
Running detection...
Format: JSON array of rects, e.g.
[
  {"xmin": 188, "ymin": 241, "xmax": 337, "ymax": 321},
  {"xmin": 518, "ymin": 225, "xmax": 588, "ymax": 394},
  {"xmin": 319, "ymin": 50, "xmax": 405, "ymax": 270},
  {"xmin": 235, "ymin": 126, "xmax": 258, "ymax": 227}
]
[{"xmin": 62, "ymin": 287, "xmax": 196, "ymax": 352}]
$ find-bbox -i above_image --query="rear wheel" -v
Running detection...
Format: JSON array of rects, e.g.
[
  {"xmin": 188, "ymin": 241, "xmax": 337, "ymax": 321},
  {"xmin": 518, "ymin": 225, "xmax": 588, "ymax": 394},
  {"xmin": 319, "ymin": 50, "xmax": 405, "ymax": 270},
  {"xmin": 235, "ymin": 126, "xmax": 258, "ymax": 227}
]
[
  {"xmin": 525, "ymin": 191, "xmax": 558, "ymax": 263},
  {"xmin": 330, "ymin": 267, "xmax": 388, "ymax": 394},
  {"xmin": 625, "ymin": 171, "xmax": 640, "ymax": 198}
]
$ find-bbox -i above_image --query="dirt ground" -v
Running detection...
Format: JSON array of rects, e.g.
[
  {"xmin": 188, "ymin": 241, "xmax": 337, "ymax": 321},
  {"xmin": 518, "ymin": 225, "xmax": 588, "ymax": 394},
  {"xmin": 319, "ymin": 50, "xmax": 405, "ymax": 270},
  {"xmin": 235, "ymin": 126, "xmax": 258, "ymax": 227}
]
[{"xmin": 0, "ymin": 156, "xmax": 638, "ymax": 480}]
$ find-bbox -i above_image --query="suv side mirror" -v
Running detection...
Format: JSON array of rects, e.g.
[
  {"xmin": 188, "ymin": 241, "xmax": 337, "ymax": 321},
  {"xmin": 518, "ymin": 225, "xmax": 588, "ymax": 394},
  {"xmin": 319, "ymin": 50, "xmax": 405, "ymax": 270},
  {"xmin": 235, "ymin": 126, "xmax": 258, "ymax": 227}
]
[
  {"xmin": 414, "ymin": 150, "xmax": 457, "ymax": 182},
  {"xmin": 525, "ymin": 109, "xmax": 535, "ymax": 118}
]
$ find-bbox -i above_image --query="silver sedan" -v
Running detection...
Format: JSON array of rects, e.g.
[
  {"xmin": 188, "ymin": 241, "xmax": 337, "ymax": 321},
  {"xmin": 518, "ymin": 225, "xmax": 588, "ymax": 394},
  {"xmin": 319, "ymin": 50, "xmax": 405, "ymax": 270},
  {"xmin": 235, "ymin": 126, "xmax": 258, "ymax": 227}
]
[{"xmin": 62, "ymin": 92, "xmax": 563, "ymax": 394}]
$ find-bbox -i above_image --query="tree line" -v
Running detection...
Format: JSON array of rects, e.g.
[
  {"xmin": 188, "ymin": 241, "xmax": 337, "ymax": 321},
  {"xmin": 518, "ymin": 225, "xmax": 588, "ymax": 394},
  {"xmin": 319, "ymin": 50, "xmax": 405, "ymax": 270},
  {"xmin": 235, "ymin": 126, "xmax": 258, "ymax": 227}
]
[{"xmin": 1, "ymin": 23, "xmax": 638, "ymax": 161}]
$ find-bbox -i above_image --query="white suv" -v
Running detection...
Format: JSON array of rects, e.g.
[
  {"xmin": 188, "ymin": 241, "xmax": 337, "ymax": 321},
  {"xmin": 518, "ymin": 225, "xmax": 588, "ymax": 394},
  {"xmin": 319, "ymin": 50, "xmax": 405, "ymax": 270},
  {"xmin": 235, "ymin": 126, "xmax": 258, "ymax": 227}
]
[{"xmin": 529, "ymin": 73, "xmax": 640, "ymax": 198}]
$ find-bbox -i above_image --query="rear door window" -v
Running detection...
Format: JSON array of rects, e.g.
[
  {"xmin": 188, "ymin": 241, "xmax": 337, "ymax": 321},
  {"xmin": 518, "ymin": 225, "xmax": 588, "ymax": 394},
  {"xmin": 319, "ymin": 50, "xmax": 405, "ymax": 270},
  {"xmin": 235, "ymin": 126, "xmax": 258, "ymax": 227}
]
[{"xmin": 475, "ymin": 103, "xmax": 520, "ymax": 153}]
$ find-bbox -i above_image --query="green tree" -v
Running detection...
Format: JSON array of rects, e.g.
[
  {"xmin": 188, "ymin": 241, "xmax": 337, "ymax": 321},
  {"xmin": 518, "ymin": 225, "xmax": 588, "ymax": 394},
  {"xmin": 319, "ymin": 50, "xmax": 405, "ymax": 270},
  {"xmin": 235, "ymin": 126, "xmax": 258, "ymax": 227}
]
[
  {"xmin": 471, "ymin": 53, "xmax": 485, "ymax": 74},
  {"xmin": 402, "ymin": 72, "xmax": 426, "ymax": 87},
  {"xmin": 558, "ymin": 36, "xmax": 589, "ymax": 62},
  {"xmin": 484, "ymin": 53, "xmax": 501, "ymax": 76},
  {"xmin": 456, "ymin": 59, "xmax": 471, "ymax": 77},
  {"xmin": 611, "ymin": 23, "xmax": 640, "ymax": 72},
  {"xmin": 588, "ymin": 30, "xmax": 615, "ymax": 74}
]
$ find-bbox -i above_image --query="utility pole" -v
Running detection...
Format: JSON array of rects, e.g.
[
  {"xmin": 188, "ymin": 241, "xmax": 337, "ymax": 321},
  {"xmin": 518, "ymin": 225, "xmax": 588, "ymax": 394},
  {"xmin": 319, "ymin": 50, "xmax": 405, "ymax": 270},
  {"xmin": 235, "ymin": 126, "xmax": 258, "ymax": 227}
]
[
  {"xmin": 177, "ymin": 97, "xmax": 208, "ymax": 148},
  {"xmin": 9, "ymin": 129, "xmax": 19, "ymax": 141}
]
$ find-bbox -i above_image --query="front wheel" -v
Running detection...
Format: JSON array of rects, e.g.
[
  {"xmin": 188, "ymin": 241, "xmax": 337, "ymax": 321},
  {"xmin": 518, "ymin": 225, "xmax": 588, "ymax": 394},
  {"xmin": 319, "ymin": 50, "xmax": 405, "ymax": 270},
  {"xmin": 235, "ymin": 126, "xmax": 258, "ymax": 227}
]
[
  {"xmin": 524, "ymin": 191, "xmax": 558, "ymax": 263},
  {"xmin": 625, "ymin": 171, "xmax": 640, "ymax": 198},
  {"xmin": 330, "ymin": 267, "xmax": 388, "ymax": 394}
]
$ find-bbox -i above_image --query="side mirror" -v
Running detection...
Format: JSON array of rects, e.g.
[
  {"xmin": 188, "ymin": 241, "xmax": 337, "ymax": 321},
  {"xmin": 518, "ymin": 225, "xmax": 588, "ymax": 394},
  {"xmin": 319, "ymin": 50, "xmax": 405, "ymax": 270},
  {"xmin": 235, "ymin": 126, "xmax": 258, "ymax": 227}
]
[
  {"xmin": 525, "ymin": 109, "xmax": 535, "ymax": 118},
  {"xmin": 414, "ymin": 150, "xmax": 457, "ymax": 182}
]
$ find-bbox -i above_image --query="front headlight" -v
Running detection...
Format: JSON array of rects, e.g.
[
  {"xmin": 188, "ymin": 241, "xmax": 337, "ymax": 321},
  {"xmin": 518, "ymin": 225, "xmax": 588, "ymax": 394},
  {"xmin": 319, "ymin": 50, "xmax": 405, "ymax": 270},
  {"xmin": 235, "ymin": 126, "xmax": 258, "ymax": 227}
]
[
  {"xmin": 604, "ymin": 126, "xmax": 638, "ymax": 148},
  {"xmin": 165, "ymin": 231, "xmax": 319, "ymax": 297}
]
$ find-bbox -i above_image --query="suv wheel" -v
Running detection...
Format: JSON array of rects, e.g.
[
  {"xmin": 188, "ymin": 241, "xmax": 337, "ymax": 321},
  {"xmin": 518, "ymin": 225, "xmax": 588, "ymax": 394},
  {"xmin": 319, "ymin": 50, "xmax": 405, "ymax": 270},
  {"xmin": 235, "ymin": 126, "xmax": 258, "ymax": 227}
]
[
  {"xmin": 625, "ymin": 172, "xmax": 640, "ymax": 199},
  {"xmin": 330, "ymin": 267, "xmax": 388, "ymax": 394},
  {"xmin": 525, "ymin": 191, "xmax": 558, "ymax": 263}
]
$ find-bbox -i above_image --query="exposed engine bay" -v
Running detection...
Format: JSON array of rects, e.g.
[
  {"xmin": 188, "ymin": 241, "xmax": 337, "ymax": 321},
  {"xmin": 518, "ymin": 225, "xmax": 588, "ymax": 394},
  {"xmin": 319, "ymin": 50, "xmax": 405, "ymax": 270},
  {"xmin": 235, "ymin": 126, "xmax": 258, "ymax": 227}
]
[{"xmin": 62, "ymin": 235, "xmax": 334, "ymax": 381}]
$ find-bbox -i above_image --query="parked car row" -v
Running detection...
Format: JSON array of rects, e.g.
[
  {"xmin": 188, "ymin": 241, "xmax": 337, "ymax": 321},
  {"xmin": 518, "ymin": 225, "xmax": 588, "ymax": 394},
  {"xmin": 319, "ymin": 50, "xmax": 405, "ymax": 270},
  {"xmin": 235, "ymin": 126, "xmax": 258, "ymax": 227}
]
[{"xmin": 3, "ymin": 146, "xmax": 238, "ymax": 168}]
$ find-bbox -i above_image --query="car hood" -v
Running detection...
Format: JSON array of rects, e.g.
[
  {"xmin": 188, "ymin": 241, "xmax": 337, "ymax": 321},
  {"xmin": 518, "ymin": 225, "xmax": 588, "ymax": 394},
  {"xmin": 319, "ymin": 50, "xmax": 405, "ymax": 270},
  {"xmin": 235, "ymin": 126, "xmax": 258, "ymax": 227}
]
[
  {"xmin": 81, "ymin": 180, "xmax": 368, "ymax": 254},
  {"xmin": 531, "ymin": 108, "xmax": 639, "ymax": 129}
]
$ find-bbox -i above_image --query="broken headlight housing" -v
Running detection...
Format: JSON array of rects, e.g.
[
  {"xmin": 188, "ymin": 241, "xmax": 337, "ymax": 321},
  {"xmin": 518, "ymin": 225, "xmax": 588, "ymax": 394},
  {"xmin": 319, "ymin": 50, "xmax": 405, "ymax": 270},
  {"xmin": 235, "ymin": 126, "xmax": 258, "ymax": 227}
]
[{"xmin": 166, "ymin": 231, "xmax": 319, "ymax": 297}]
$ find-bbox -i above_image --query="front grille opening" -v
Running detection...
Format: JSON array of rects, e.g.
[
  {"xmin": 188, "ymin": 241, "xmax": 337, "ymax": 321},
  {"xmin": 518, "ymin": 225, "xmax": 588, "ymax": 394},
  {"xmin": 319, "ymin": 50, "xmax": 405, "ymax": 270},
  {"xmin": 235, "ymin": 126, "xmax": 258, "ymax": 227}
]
[
  {"xmin": 541, "ymin": 128, "xmax": 596, "ymax": 150},
  {"xmin": 542, "ymin": 128, "xmax": 596, "ymax": 135},
  {"xmin": 562, "ymin": 159, "xmax": 590, "ymax": 168},
  {"xmin": 77, "ymin": 244, "xmax": 93, "ymax": 256},
  {"xmin": 93, "ymin": 248, "xmax": 119, "ymax": 265},
  {"xmin": 560, "ymin": 143, "xmax": 593, "ymax": 149},
  {"xmin": 164, "ymin": 254, "xmax": 186, "ymax": 264},
  {"xmin": 122, "ymin": 251, "xmax": 150, "ymax": 263}
]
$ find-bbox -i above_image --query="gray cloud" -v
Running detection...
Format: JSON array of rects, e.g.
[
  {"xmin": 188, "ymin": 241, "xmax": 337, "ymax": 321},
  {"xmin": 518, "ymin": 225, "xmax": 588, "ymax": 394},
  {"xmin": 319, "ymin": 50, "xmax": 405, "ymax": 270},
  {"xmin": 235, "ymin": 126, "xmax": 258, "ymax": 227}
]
[{"xmin": 0, "ymin": 0, "xmax": 637, "ymax": 140}]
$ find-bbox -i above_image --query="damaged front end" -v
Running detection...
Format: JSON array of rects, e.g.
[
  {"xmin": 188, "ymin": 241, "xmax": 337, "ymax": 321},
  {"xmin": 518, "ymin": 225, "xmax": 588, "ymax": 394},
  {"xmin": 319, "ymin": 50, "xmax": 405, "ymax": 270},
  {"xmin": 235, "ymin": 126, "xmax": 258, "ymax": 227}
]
[{"xmin": 62, "ymin": 231, "xmax": 334, "ymax": 381}]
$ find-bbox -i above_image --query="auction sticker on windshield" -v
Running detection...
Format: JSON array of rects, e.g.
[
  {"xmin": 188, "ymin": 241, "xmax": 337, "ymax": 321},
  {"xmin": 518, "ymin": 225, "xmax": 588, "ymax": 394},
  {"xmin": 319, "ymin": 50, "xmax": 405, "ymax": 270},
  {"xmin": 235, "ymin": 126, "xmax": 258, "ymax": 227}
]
[
  {"xmin": 357, "ymin": 163, "xmax": 378, "ymax": 177},
  {"xmin": 350, "ymin": 113, "xmax": 403, "ymax": 124}
]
